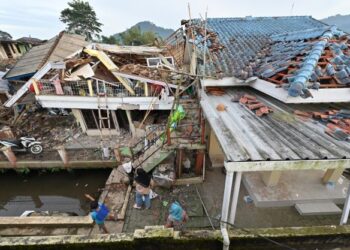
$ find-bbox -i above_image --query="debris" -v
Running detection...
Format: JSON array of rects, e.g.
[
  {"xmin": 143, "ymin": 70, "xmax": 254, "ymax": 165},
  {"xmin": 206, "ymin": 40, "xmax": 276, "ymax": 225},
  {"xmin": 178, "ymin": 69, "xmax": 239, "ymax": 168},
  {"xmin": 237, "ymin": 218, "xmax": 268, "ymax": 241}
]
[
  {"xmin": 216, "ymin": 103, "xmax": 226, "ymax": 111},
  {"xmin": 243, "ymin": 195, "xmax": 253, "ymax": 203},
  {"xmin": 239, "ymin": 94, "xmax": 273, "ymax": 117},
  {"xmin": 206, "ymin": 87, "xmax": 225, "ymax": 96}
]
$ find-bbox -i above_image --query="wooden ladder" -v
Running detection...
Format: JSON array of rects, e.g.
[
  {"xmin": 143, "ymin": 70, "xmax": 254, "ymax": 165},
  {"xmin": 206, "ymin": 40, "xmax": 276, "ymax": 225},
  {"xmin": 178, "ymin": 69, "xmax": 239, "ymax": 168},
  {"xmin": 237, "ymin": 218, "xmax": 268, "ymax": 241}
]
[{"xmin": 96, "ymin": 80, "xmax": 112, "ymax": 149}]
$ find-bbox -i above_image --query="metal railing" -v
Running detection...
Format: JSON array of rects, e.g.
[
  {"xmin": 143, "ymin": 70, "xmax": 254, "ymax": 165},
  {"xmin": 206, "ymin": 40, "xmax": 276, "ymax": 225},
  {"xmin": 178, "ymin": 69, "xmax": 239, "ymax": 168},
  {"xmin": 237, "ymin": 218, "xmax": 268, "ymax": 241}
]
[{"xmin": 38, "ymin": 79, "xmax": 158, "ymax": 97}]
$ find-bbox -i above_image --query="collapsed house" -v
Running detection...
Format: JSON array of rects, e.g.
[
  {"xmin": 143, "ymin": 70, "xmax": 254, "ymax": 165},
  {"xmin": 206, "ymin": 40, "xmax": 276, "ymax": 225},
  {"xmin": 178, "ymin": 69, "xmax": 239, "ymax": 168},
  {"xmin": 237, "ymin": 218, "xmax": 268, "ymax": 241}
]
[
  {"xmin": 1, "ymin": 16, "xmax": 350, "ymax": 250},
  {"xmin": 3, "ymin": 30, "xmax": 205, "ymax": 179}
]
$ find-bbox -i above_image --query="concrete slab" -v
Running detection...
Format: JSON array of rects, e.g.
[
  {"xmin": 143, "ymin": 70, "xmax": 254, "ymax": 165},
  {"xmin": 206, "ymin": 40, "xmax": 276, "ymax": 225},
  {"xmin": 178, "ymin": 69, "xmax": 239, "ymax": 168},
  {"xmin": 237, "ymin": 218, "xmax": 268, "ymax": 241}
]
[
  {"xmin": 243, "ymin": 170, "xmax": 349, "ymax": 207},
  {"xmin": 295, "ymin": 202, "xmax": 342, "ymax": 216}
]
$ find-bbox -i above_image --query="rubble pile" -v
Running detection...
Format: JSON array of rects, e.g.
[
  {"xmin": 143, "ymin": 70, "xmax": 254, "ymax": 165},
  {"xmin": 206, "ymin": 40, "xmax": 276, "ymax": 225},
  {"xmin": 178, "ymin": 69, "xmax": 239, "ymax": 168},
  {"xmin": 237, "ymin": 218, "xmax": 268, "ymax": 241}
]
[{"xmin": 0, "ymin": 105, "xmax": 79, "ymax": 149}]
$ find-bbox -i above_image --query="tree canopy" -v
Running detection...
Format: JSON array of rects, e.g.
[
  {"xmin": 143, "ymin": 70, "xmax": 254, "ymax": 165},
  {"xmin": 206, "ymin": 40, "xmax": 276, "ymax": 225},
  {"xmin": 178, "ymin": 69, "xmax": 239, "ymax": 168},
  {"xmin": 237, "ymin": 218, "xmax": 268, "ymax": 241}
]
[
  {"xmin": 60, "ymin": 0, "xmax": 102, "ymax": 41},
  {"xmin": 119, "ymin": 26, "xmax": 157, "ymax": 46},
  {"xmin": 101, "ymin": 35, "xmax": 119, "ymax": 45}
]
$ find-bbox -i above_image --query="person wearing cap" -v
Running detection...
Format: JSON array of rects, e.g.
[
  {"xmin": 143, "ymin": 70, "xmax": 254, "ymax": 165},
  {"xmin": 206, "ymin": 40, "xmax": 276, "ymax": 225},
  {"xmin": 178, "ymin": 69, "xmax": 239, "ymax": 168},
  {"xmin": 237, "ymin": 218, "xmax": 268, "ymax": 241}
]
[
  {"xmin": 165, "ymin": 201, "xmax": 189, "ymax": 230},
  {"xmin": 134, "ymin": 168, "xmax": 154, "ymax": 209}
]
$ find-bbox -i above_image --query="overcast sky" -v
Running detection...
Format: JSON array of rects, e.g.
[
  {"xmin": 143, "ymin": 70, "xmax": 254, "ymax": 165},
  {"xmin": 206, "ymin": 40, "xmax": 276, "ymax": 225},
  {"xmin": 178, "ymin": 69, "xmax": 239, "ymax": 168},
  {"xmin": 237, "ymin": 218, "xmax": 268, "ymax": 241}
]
[{"xmin": 0, "ymin": 0, "xmax": 349, "ymax": 39}]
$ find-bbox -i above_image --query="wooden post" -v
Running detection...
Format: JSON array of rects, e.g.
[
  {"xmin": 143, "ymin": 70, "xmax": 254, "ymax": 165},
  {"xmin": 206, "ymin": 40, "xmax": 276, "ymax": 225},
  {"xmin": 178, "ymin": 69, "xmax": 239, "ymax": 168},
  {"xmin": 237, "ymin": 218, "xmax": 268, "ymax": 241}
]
[
  {"xmin": 144, "ymin": 82, "xmax": 148, "ymax": 97},
  {"xmin": 200, "ymin": 116, "xmax": 205, "ymax": 144},
  {"xmin": 87, "ymin": 80, "xmax": 94, "ymax": 96},
  {"xmin": 323, "ymin": 168, "xmax": 344, "ymax": 184},
  {"xmin": 32, "ymin": 80, "xmax": 40, "ymax": 95},
  {"xmin": 176, "ymin": 148, "xmax": 184, "ymax": 178},
  {"xmin": 125, "ymin": 110, "xmax": 136, "ymax": 137},
  {"xmin": 195, "ymin": 150, "xmax": 205, "ymax": 175},
  {"xmin": 208, "ymin": 129, "xmax": 224, "ymax": 167},
  {"xmin": 57, "ymin": 146, "xmax": 69, "ymax": 166},
  {"xmin": 2, "ymin": 147, "xmax": 16, "ymax": 167},
  {"xmin": 114, "ymin": 147, "xmax": 121, "ymax": 162},
  {"xmin": 167, "ymin": 128, "xmax": 171, "ymax": 146},
  {"xmin": 261, "ymin": 171, "xmax": 282, "ymax": 187}
]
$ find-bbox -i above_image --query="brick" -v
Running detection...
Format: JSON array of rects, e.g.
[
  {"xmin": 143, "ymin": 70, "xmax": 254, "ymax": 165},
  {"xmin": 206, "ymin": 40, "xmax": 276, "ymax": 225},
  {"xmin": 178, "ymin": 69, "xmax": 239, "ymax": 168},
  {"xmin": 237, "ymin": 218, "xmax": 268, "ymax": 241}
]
[
  {"xmin": 244, "ymin": 94, "xmax": 256, "ymax": 100},
  {"xmin": 330, "ymin": 119, "xmax": 340, "ymax": 124},
  {"xmin": 260, "ymin": 106, "xmax": 270, "ymax": 114},
  {"xmin": 239, "ymin": 97, "xmax": 248, "ymax": 104},
  {"xmin": 312, "ymin": 112, "xmax": 323, "ymax": 119},
  {"xmin": 247, "ymin": 103, "xmax": 265, "ymax": 110},
  {"xmin": 320, "ymin": 114, "xmax": 329, "ymax": 119},
  {"xmin": 294, "ymin": 110, "xmax": 312, "ymax": 117}
]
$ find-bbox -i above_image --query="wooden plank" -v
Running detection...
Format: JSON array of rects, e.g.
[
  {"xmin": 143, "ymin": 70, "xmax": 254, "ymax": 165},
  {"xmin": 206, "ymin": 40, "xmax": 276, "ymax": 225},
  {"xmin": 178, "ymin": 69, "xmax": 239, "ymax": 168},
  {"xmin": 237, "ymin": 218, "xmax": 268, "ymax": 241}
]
[
  {"xmin": 0, "ymin": 160, "xmax": 117, "ymax": 169},
  {"xmin": 0, "ymin": 216, "xmax": 93, "ymax": 226},
  {"xmin": 174, "ymin": 176, "xmax": 203, "ymax": 186}
]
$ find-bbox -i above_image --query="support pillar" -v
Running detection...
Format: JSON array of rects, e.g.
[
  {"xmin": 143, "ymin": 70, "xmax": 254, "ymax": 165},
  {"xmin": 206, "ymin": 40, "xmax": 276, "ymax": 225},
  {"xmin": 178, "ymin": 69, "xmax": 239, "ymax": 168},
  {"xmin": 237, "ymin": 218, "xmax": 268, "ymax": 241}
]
[
  {"xmin": 221, "ymin": 171, "xmax": 234, "ymax": 225},
  {"xmin": 340, "ymin": 183, "xmax": 350, "ymax": 225},
  {"xmin": 323, "ymin": 168, "xmax": 344, "ymax": 184},
  {"xmin": 208, "ymin": 129, "xmax": 224, "ymax": 167},
  {"xmin": 2, "ymin": 147, "xmax": 16, "ymax": 167},
  {"xmin": 228, "ymin": 171, "xmax": 242, "ymax": 225},
  {"xmin": 87, "ymin": 80, "xmax": 94, "ymax": 96},
  {"xmin": 57, "ymin": 146, "xmax": 69, "ymax": 166},
  {"xmin": 195, "ymin": 150, "xmax": 205, "ymax": 175},
  {"xmin": 125, "ymin": 110, "xmax": 136, "ymax": 137},
  {"xmin": 262, "ymin": 171, "xmax": 282, "ymax": 187},
  {"xmin": 144, "ymin": 82, "xmax": 148, "ymax": 97}
]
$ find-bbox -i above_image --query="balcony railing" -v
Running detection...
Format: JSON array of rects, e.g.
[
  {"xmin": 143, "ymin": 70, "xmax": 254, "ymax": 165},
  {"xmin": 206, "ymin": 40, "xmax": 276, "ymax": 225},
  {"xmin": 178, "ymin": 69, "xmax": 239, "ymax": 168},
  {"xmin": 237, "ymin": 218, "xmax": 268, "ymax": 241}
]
[{"xmin": 38, "ymin": 78, "xmax": 160, "ymax": 97}]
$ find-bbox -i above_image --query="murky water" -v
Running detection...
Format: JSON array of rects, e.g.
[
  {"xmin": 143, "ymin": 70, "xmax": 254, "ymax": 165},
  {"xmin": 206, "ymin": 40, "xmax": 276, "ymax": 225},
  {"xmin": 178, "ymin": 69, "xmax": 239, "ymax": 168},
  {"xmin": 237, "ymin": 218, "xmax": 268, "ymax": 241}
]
[{"xmin": 0, "ymin": 169, "xmax": 110, "ymax": 216}]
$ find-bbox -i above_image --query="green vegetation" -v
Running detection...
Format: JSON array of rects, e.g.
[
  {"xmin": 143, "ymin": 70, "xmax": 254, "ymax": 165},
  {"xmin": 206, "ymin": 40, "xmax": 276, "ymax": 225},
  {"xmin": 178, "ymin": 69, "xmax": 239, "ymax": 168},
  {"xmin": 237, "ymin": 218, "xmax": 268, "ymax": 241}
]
[
  {"xmin": 119, "ymin": 26, "xmax": 157, "ymax": 46},
  {"xmin": 60, "ymin": 0, "xmax": 102, "ymax": 41},
  {"xmin": 101, "ymin": 35, "xmax": 119, "ymax": 45}
]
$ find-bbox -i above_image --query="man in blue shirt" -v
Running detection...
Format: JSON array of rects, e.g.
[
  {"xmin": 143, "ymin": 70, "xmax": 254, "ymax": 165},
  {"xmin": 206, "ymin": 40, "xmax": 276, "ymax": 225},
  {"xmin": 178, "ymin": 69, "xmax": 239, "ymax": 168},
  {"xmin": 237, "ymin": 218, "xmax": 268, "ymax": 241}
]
[{"xmin": 85, "ymin": 194, "xmax": 109, "ymax": 234}]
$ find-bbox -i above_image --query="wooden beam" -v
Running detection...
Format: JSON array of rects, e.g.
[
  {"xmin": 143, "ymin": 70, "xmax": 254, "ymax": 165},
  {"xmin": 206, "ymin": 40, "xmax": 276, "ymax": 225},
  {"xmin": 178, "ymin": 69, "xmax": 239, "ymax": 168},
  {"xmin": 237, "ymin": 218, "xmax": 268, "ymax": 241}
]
[
  {"xmin": 0, "ymin": 216, "xmax": 93, "ymax": 226},
  {"xmin": 322, "ymin": 168, "xmax": 345, "ymax": 184},
  {"xmin": 174, "ymin": 176, "xmax": 203, "ymax": 186},
  {"xmin": 225, "ymin": 159, "xmax": 350, "ymax": 172},
  {"xmin": 261, "ymin": 171, "xmax": 282, "ymax": 187},
  {"xmin": 0, "ymin": 160, "xmax": 117, "ymax": 169}
]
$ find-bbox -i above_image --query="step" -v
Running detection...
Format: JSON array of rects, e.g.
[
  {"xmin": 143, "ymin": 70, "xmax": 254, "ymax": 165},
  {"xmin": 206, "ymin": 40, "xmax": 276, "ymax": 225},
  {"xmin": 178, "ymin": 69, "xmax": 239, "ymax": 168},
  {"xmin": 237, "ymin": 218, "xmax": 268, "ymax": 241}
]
[{"xmin": 295, "ymin": 202, "xmax": 342, "ymax": 216}]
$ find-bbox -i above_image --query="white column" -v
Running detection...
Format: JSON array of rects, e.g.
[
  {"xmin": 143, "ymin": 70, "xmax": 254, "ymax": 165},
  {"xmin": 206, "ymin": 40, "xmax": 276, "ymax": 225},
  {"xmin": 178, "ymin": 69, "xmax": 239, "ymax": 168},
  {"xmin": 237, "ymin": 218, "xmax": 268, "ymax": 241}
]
[
  {"xmin": 221, "ymin": 171, "xmax": 234, "ymax": 224},
  {"xmin": 340, "ymin": 183, "xmax": 350, "ymax": 225},
  {"xmin": 228, "ymin": 171, "xmax": 242, "ymax": 225}
]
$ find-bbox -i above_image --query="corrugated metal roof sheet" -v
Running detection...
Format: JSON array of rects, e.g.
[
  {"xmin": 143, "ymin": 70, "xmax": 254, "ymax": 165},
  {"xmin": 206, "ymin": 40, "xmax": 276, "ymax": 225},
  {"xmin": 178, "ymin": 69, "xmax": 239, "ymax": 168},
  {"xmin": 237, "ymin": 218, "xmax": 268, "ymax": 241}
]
[
  {"xmin": 5, "ymin": 32, "xmax": 87, "ymax": 79},
  {"xmin": 201, "ymin": 87, "xmax": 350, "ymax": 162}
]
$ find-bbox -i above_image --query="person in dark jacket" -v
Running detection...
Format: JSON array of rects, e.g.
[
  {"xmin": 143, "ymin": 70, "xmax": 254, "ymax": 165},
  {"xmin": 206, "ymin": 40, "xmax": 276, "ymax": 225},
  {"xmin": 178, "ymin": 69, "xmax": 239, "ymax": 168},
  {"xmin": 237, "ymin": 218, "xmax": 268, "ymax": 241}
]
[{"xmin": 133, "ymin": 168, "xmax": 154, "ymax": 209}]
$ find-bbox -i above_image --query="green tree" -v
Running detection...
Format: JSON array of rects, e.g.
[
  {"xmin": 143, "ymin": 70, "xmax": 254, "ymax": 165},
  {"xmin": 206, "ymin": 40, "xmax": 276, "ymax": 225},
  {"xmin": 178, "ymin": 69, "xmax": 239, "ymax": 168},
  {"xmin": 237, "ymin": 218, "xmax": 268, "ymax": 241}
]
[
  {"xmin": 101, "ymin": 35, "xmax": 119, "ymax": 44},
  {"xmin": 60, "ymin": 0, "xmax": 102, "ymax": 41},
  {"xmin": 119, "ymin": 26, "xmax": 157, "ymax": 45}
]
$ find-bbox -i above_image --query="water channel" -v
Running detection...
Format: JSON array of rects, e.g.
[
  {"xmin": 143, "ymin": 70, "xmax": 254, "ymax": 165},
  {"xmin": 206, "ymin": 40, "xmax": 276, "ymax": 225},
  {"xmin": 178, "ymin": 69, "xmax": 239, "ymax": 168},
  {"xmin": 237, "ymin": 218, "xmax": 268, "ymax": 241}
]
[{"xmin": 0, "ymin": 169, "xmax": 110, "ymax": 216}]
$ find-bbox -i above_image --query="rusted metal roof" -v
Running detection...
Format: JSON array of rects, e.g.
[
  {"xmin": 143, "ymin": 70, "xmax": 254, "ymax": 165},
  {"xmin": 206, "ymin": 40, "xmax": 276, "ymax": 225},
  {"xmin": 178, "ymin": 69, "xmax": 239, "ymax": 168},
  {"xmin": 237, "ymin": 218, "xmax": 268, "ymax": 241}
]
[
  {"xmin": 201, "ymin": 87, "xmax": 350, "ymax": 162},
  {"xmin": 5, "ymin": 32, "xmax": 87, "ymax": 80}
]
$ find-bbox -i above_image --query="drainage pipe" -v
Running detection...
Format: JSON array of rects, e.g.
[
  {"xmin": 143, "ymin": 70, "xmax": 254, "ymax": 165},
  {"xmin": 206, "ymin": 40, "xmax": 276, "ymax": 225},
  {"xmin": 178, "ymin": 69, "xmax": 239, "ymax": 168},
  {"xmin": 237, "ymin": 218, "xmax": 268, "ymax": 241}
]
[{"xmin": 220, "ymin": 169, "xmax": 234, "ymax": 250}]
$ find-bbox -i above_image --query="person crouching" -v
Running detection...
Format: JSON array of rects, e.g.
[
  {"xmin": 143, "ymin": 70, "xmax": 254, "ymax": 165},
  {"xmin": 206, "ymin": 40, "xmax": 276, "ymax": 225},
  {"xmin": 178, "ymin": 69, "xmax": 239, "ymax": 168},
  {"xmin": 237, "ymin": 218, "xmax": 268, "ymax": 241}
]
[{"xmin": 165, "ymin": 201, "xmax": 189, "ymax": 230}]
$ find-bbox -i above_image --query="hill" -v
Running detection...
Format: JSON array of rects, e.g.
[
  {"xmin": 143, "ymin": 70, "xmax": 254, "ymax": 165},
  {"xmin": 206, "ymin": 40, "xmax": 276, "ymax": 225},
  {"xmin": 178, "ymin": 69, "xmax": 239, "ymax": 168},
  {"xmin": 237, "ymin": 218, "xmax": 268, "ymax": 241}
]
[
  {"xmin": 321, "ymin": 14, "xmax": 350, "ymax": 33},
  {"xmin": 114, "ymin": 21, "xmax": 174, "ymax": 40}
]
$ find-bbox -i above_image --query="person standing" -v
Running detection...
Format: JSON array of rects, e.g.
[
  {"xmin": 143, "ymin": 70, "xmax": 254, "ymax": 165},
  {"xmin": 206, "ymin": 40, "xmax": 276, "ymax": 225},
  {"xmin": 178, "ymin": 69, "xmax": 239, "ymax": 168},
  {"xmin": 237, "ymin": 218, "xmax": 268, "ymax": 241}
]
[{"xmin": 134, "ymin": 168, "xmax": 154, "ymax": 209}]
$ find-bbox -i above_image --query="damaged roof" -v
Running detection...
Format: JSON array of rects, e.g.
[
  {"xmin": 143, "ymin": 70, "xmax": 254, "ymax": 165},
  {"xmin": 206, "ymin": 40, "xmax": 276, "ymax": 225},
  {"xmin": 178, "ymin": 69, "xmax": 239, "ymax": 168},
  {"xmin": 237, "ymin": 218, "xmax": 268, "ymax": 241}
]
[
  {"xmin": 192, "ymin": 16, "xmax": 350, "ymax": 98},
  {"xmin": 5, "ymin": 32, "xmax": 87, "ymax": 80},
  {"xmin": 201, "ymin": 87, "xmax": 350, "ymax": 162}
]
